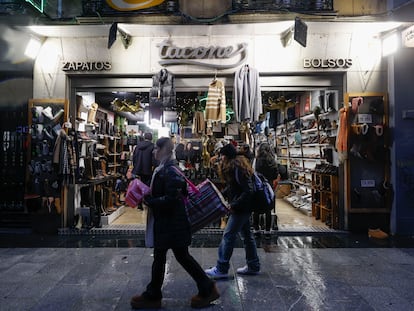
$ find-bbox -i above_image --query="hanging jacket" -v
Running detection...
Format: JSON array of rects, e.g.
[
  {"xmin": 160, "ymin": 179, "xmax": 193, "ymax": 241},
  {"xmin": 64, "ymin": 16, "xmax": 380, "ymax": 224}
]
[
  {"xmin": 205, "ymin": 79, "xmax": 226, "ymax": 123},
  {"xmin": 149, "ymin": 69, "xmax": 176, "ymax": 108},
  {"xmin": 233, "ymin": 65, "xmax": 263, "ymax": 122}
]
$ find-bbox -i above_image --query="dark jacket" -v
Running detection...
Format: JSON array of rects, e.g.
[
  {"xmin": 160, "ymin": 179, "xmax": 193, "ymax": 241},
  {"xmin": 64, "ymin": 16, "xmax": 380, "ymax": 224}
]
[
  {"xmin": 149, "ymin": 69, "xmax": 176, "ymax": 108},
  {"xmin": 255, "ymin": 156, "xmax": 279, "ymax": 183},
  {"xmin": 132, "ymin": 140, "xmax": 154, "ymax": 176},
  {"xmin": 145, "ymin": 159, "xmax": 191, "ymax": 249},
  {"xmin": 224, "ymin": 165, "xmax": 254, "ymax": 214}
]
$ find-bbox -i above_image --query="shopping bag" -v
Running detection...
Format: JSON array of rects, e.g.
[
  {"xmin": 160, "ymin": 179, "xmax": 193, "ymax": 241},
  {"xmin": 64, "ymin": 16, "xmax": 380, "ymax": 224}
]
[
  {"xmin": 186, "ymin": 179, "xmax": 230, "ymax": 233},
  {"xmin": 173, "ymin": 167, "xmax": 229, "ymax": 233},
  {"xmin": 125, "ymin": 178, "xmax": 151, "ymax": 208}
]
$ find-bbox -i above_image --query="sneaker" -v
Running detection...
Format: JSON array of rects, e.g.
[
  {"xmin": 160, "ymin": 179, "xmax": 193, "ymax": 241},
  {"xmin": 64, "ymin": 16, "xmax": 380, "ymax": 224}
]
[
  {"xmin": 236, "ymin": 265, "xmax": 260, "ymax": 276},
  {"xmin": 130, "ymin": 294, "xmax": 161, "ymax": 310},
  {"xmin": 42, "ymin": 106, "xmax": 54, "ymax": 120},
  {"xmin": 204, "ymin": 267, "xmax": 228, "ymax": 279},
  {"xmin": 190, "ymin": 283, "xmax": 220, "ymax": 309}
]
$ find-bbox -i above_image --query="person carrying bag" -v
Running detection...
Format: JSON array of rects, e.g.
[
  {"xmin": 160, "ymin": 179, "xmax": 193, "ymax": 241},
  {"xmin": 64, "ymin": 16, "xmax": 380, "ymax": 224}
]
[{"xmin": 130, "ymin": 137, "xmax": 219, "ymax": 310}]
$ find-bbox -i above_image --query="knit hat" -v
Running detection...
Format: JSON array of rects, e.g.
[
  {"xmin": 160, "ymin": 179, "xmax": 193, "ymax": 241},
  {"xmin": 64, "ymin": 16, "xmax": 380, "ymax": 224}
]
[{"xmin": 220, "ymin": 143, "xmax": 237, "ymax": 159}]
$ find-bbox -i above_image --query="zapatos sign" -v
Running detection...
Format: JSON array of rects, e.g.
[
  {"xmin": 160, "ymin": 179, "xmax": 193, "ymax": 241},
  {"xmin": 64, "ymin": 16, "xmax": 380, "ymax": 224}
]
[
  {"xmin": 303, "ymin": 58, "xmax": 353, "ymax": 69},
  {"xmin": 157, "ymin": 40, "xmax": 248, "ymax": 69},
  {"xmin": 62, "ymin": 61, "xmax": 112, "ymax": 71}
]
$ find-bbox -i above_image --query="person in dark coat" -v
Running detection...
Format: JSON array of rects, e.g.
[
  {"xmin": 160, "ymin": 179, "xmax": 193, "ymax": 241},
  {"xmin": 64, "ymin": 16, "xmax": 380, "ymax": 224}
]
[
  {"xmin": 130, "ymin": 132, "xmax": 155, "ymax": 186},
  {"xmin": 130, "ymin": 137, "xmax": 219, "ymax": 310},
  {"xmin": 254, "ymin": 142, "xmax": 280, "ymax": 237},
  {"xmin": 205, "ymin": 143, "xmax": 260, "ymax": 279}
]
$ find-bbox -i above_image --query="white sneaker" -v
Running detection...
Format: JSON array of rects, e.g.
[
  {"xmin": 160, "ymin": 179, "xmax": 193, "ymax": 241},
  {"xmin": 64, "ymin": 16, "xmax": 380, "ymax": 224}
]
[
  {"xmin": 236, "ymin": 265, "xmax": 260, "ymax": 275},
  {"xmin": 205, "ymin": 267, "xmax": 229, "ymax": 279}
]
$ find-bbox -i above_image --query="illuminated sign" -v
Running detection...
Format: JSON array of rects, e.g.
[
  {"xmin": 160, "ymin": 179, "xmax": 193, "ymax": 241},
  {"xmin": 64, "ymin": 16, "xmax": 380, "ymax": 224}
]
[
  {"xmin": 106, "ymin": 0, "xmax": 165, "ymax": 11},
  {"xmin": 25, "ymin": 0, "xmax": 44, "ymax": 13},
  {"xmin": 157, "ymin": 40, "xmax": 248, "ymax": 69},
  {"xmin": 402, "ymin": 25, "xmax": 414, "ymax": 48}
]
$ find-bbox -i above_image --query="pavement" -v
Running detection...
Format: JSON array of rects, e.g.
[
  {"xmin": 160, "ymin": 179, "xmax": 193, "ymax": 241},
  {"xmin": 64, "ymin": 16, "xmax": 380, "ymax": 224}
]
[{"xmin": 1, "ymin": 234, "xmax": 414, "ymax": 310}]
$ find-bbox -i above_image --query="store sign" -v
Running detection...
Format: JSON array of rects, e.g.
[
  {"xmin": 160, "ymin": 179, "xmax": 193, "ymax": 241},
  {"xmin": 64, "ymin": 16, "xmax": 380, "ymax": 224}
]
[
  {"xmin": 402, "ymin": 25, "xmax": 414, "ymax": 48},
  {"xmin": 157, "ymin": 40, "xmax": 248, "ymax": 69},
  {"xmin": 61, "ymin": 61, "xmax": 112, "ymax": 72},
  {"xmin": 303, "ymin": 58, "xmax": 353, "ymax": 69}
]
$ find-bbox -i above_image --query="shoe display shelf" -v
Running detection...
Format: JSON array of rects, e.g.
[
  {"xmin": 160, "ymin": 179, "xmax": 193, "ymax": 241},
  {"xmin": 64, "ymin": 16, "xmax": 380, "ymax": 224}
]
[
  {"xmin": 26, "ymin": 99, "xmax": 69, "ymax": 228},
  {"xmin": 344, "ymin": 92, "xmax": 391, "ymax": 232},
  {"xmin": 275, "ymin": 110, "xmax": 339, "ymax": 218},
  {"xmin": 311, "ymin": 164, "xmax": 339, "ymax": 228}
]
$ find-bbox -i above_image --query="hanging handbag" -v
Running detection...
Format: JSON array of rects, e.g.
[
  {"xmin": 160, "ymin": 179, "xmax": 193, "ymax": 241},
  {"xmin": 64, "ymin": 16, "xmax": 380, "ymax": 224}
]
[
  {"xmin": 125, "ymin": 178, "xmax": 151, "ymax": 208},
  {"xmin": 173, "ymin": 167, "xmax": 229, "ymax": 233}
]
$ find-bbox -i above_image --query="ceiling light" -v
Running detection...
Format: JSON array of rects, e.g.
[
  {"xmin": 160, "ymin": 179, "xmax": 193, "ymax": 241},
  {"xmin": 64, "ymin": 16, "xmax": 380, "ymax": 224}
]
[
  {"xmin": 24, "ymin": 38, "xmax": 42, "ymax": 59},
  {"xmin": 382, "ymin": 32, "xmax": 399, "ymax": 57}
]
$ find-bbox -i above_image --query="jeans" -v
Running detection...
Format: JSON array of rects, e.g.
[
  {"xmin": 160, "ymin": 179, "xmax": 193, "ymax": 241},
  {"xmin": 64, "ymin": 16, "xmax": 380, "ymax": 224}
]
[
  {"xmin": 216, "ymin": 212, "xmax": 260, "ymax": 273},
  {"xmin": 144, "ymin": 247, "xmax": 214, "ymax": 300}
]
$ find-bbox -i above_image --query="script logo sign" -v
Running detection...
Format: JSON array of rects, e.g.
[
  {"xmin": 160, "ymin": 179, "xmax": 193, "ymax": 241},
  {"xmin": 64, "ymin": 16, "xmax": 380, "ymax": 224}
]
[{"xmin": 157, "ymin": 40, "xmax": 248, "ymax": 69}]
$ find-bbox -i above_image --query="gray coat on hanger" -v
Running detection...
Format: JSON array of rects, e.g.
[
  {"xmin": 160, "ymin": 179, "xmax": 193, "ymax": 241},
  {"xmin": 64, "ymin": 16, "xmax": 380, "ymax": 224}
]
[{"xmin": 233, "ymin": 65, "xmax": 263, "ymax": 122}]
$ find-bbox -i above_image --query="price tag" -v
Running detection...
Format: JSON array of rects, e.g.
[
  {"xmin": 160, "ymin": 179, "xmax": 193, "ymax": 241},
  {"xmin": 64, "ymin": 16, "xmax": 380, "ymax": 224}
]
[
  {"xmin": 361, "ymin": 180, "xmax": 375, "ymax": 188},
  {"xmin": 358, "ymin": 114, "xmax": 373, "ymax": 123}
]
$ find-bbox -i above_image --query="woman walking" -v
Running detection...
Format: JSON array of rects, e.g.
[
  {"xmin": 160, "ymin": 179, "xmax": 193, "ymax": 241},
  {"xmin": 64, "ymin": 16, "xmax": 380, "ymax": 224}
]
[
  {"xmin": 205, "ymin": 143, "xmax": 260, "ymax": 278},
  {"xmin": 130, "ymin": 137, "xmax": 219, "ymax": 309},
  {"xmin": 253, "ymin": 143, "xmax": 280, "ymax": 238}
]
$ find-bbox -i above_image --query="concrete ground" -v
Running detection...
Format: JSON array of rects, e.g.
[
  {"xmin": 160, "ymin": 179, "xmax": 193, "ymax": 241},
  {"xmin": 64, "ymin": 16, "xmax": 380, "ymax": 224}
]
[{"xmin": 1, "ymin": 242, "xmax": 414, "ymax": 311}]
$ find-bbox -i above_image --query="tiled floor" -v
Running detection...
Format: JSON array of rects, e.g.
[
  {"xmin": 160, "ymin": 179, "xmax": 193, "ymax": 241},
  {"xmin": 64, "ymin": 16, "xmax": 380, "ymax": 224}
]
[
  {"xmin": 1, "ymin": 246, "xmax": 414, "ymax": 310},
  {"xmin": 110, "ymin": 199, "xmax": 327, "ymax": 230}
]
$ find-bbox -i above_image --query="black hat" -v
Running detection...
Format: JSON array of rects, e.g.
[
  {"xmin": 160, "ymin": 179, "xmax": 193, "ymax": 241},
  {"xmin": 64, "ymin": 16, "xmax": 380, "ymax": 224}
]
[{"xmin": 220, "ymin": 143, "xmax": 237, "ymax": 159}]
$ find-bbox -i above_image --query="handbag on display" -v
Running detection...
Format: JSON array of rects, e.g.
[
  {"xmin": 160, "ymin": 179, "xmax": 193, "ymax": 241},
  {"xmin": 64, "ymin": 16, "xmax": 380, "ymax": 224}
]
[
  {"xmin": 173, "ymin": 167, "xmax": 229, "ymax": 233},
  {"xmin": 125, "ymin": 178, "xmax": 151, "ymax": 208}
]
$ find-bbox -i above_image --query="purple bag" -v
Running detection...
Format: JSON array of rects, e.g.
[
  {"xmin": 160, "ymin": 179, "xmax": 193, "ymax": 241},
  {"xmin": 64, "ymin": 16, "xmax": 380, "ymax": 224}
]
[
  {"xmin": 174, "ymin": 167, "xmax": 229, "ymax": 233},
  {"xmin": 125, "ymin": 179, "xmax": 151, "ymax": 208}
]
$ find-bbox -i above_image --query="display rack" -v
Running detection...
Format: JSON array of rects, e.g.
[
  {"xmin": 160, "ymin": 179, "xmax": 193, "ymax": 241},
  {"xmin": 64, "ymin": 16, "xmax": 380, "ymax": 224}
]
[
  {"xmin": 344, "ymin": 92, "xmax": 390, "ymax": 231},
  {"xmin": 276, "ymin": 110, "xmax": 338, "ymax": 217}
]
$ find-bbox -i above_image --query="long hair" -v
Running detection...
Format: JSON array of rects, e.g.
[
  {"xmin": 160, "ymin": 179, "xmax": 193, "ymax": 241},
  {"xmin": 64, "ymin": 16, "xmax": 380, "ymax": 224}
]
[
  {"xmin": 257, "ymin": 143, "xmax": 275, "ymax": 165},
  {"xmin": 219, "ymin": 155, "xmax": 253, "ymax": 183}
]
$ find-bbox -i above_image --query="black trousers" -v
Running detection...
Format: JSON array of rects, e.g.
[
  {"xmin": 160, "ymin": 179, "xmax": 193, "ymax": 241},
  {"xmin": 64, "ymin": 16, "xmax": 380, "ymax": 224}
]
[
  {"xmin": 253, "ymin": 210, "xmax": 272, "ymax": 232},
  {"xmin": 144, "ymin": 247, "xmax": 214, "ymax": 300}
]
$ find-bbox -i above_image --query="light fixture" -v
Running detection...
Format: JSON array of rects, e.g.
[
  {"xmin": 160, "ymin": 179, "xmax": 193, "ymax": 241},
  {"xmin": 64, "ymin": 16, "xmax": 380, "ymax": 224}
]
[
  {"xmin": 24, "ymin": 37, "xmax": 42, "ymax": 59},
  {"xmin": 107, "ymin": 23, "xmax": 132, "ymax": 50},
  {"xmin": 281, "ymin": 26, "xmax": 294, "ymax": 47},
  {"xmin": 382, "ymin": 32, "xmax": 399, "ymax": 57}
]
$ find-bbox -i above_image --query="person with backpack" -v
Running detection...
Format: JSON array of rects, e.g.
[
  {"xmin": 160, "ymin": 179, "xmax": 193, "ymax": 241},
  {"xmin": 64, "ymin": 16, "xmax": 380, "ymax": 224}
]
[
  {"xmin": 205, "ymin": 143, "xmax": 260, "ymax": 279},
  {"xmin": 130, "ymin": 137, "xmax": 220, "ymax": 309},
  {"xmin": 254, "ymin": 143, "xmax": 280, "ymax": 238}
]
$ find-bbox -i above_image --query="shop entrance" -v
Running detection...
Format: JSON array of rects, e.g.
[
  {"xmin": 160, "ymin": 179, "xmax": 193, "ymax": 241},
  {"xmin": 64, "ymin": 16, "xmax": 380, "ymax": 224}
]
[{"xmin": 66, "ymin": 73, "xmax": 345, "ymax": 233}]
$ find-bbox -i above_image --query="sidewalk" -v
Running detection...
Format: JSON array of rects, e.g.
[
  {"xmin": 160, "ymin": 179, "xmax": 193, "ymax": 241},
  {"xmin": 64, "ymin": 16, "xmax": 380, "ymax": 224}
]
[{"xmin": 1, "ymin": 245, "xmax": 414, "ymax": 310}]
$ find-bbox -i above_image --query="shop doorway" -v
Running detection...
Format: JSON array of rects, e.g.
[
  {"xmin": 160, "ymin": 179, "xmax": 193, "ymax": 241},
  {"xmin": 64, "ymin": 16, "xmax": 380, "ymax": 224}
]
[{"xmin": 67, "ymin": 73, "xmax": 345, "ymax": 233}]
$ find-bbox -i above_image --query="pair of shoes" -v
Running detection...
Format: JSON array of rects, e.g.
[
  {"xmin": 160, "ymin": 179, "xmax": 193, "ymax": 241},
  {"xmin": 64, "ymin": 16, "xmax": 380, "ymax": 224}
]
[
  {"xmin": 191, "ymin": 283, "xmax": 220, "ymax": 309},
  {"xmin": 204, "ymin": 267, "xmax": 229, "ymax": 279},
  {"xmin": 130, "ymin": 294, "xmax": 161, "ymax": 309},
  {"xmin": 236, "ymin": 265, "xmax": 260, "ymax": 275}
]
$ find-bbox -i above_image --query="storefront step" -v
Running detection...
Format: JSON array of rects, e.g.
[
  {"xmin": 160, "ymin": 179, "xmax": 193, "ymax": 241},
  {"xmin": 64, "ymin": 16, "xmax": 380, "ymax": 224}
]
[
  {"xmin": 100, "ymin": 205, "xmax": 126, "ymax": 226},
  {"xmin": 58, "ymin": 225, "xmax": 347, "ymax": 236}
]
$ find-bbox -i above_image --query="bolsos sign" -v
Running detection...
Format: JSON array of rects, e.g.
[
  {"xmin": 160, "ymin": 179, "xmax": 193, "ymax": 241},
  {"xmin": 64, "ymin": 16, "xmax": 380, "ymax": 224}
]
[{"xmin": 303, "ymin": 58, "xmax": 353, "ymax": 69}]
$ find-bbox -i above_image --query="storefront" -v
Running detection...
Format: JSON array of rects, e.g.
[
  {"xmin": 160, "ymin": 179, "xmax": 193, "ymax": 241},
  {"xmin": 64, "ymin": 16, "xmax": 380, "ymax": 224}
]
[{"xmin": 25, "ymin": 20, "xmax": 398, "ymax": 233}]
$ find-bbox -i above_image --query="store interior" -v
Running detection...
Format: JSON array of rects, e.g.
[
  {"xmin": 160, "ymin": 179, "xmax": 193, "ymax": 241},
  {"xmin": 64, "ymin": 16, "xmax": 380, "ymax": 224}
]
[{"xmin": 50, "ymin": 81, "xmax": 342, "ymax": 232}]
